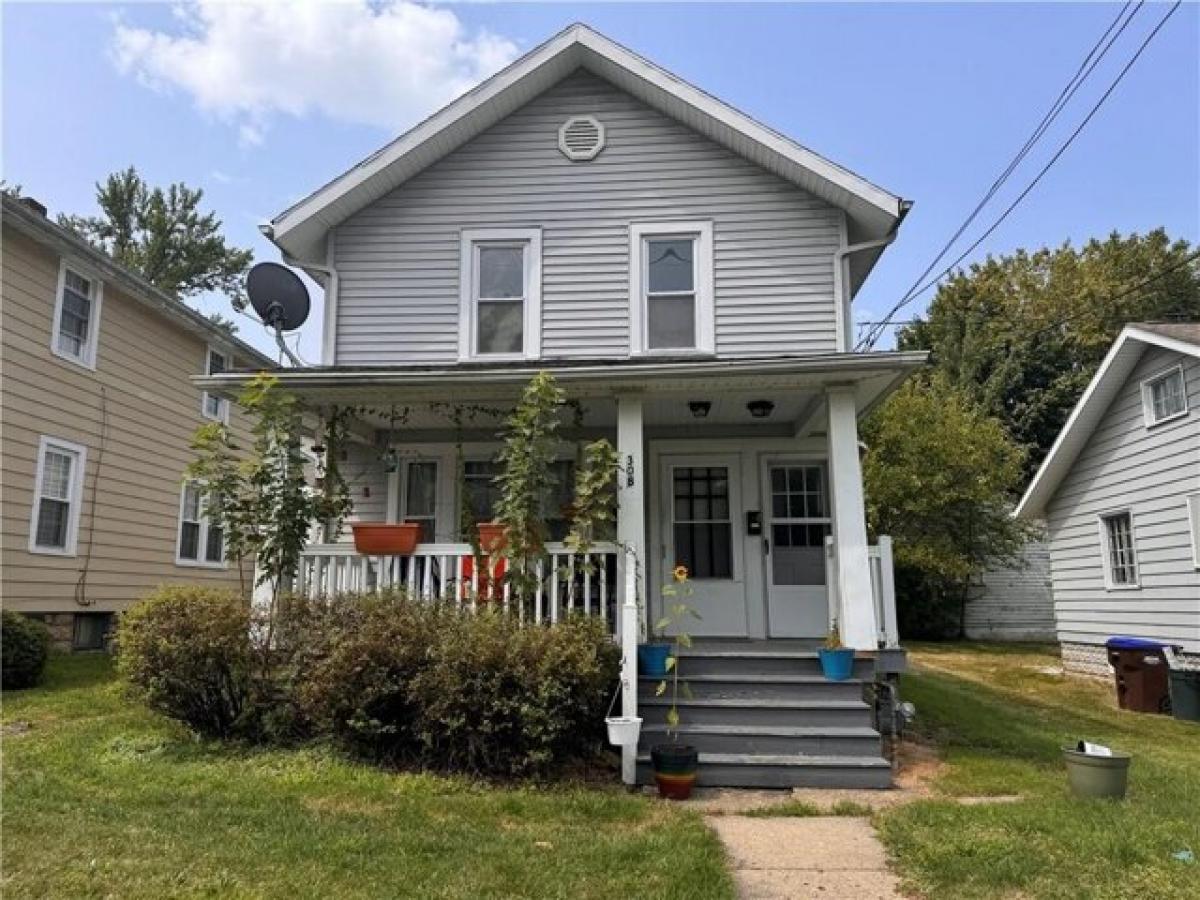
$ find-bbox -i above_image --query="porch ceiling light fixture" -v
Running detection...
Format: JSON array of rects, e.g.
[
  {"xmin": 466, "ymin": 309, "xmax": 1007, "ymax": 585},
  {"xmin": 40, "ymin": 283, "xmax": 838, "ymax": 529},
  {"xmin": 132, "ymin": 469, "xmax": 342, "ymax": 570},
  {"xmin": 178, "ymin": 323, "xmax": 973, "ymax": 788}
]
[
  {"xmin": 688, "ymin": 400, "xmax": 712, "ymax": 419},
  {"xmin": 746, "ymin": 399, "xmax": 775, "ymax": 419}
]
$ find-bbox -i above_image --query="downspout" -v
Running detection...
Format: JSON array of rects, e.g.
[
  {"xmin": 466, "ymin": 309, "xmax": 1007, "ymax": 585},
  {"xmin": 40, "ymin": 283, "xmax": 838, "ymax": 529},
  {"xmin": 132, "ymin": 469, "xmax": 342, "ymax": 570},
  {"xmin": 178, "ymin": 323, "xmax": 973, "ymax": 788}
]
[
  {"xmin": 835, "ymin": 201, "xmax": 912, "ymax": 351},
  {"xmin": 259, "ymin": 225, "xmax": 339, "ymax": 366}
]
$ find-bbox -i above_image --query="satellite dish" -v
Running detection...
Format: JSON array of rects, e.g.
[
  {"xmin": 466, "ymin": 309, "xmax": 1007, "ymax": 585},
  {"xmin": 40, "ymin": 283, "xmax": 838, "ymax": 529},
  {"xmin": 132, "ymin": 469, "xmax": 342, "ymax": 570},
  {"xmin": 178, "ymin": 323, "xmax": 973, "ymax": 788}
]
[{"xmin": 246, "ymin": 262, "xmax": 310, "ymax": 365}]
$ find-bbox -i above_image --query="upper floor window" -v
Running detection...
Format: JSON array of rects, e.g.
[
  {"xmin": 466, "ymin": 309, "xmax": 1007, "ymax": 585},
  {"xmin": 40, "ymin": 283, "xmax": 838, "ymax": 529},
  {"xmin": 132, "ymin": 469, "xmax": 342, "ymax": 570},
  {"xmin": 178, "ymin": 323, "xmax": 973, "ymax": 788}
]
[
  {"xmin": 202, "ymin": 347, "xmax": 229, "ymax": 422},
  {"xmin": 29, "ymin": 436, "xmax": 87, "ymax": 556},
  {"xmin": 630, "ymin": 221, "xmax": 714, "ymax": 355},
  {"xmin": 52, "ymin": 261, "xmax": 103, "ymax": 369},
  {"xmin": 1141, "ymin": 365, "xmax": 1188, "ymax": 426},
  {"xmin": 177, "ymin": 481, "xmax": 225, "ymax": 567},
  {"xmin": 458, "ymin": 228, "xmax": 542, "ymax": 361},
  {"xmin": 1099, "ymin": 510, "xmax": 1138, "ymax": 589}
]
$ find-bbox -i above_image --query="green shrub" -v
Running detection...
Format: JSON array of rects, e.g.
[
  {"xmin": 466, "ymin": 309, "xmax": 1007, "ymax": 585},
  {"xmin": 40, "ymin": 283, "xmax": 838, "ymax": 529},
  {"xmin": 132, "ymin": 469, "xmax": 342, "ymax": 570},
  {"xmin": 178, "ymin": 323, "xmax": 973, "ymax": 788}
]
[
  {"xmin": 2, "ymin": 611, "xmax": 51, "ymax": 689},
  {"xmin": 117, "ymin": 585, "xmax": 263, "ymax": 738},
  {"xmin": 288, "ymin": 592, "xmax": 619, "ymax": 776}
]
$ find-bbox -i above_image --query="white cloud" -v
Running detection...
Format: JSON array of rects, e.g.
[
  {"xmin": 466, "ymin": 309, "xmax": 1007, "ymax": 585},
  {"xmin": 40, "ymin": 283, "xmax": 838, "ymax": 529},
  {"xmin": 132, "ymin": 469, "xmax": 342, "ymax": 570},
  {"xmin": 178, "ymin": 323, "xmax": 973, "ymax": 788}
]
[{"xmin": 112, "ymin": 1, "xmax": 520, "ymax": 144}]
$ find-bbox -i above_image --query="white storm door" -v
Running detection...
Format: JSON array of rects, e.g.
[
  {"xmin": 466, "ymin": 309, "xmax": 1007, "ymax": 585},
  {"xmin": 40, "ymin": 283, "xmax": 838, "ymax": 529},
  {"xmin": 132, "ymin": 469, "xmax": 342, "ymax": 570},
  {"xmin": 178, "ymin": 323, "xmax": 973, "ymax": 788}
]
[
  {"xmin": 764, "ymin": 461, "xmax": 831, "ymax": 638},
  {"xmin": 659, "ymin": 455, "xmax": 747, "ymax": 637}
]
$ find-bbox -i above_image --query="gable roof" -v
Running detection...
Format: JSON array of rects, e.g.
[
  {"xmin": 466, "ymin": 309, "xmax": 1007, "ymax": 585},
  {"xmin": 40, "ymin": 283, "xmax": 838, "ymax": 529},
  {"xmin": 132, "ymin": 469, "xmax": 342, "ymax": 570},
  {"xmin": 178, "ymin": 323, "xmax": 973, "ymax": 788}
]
[
  {"xmin": 1015, "ymin": 323, "xmax": 1200, "ymax": 520},
  {"xmin": 2, "ymin": 193, "xmax": 274, "ymax": 369},
  {"xmin": 267, "ymin": 23, "xmax": 908, "ymax": 268}
]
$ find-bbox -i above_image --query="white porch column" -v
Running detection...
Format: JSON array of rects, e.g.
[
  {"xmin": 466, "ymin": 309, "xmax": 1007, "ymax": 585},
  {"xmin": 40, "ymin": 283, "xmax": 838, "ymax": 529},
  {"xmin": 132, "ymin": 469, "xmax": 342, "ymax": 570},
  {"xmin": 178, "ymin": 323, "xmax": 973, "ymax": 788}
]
[
  {"xmin": 826, "ymin": 385, "xmax": 878, "ymax": 650},
  {"xmin": 616, "ymin": 394, "xmax": 646, "ymax": 786}
]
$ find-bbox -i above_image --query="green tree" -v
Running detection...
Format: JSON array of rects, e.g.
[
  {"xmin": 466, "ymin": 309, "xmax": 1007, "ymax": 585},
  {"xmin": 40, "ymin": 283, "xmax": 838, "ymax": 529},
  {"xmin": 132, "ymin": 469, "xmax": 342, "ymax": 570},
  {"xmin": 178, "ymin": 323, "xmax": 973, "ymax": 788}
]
[
  {"xmin": 899, "ymin": 230, "xmax": 1199, "ymax": 479},
  {"xmin": 862, "ymin": 375, "xmax": 1036, "ymax": 638},
  {"xmin": 59, "ymin": 167, "xmax": 253, "ymax": 304}
]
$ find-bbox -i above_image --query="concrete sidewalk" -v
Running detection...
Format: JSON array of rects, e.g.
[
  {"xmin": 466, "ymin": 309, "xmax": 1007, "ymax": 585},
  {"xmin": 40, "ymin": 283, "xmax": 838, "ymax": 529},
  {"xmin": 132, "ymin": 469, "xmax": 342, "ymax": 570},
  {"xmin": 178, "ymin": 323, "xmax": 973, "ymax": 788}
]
[{"xmin": 707, "ymin": 815, "xmax": 901, "ymax": 900}]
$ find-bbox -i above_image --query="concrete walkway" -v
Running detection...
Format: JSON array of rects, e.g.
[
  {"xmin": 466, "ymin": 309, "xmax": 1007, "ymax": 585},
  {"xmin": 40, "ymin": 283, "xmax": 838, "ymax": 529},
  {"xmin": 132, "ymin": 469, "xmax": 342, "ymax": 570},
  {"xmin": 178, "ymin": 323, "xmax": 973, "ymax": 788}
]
[{"xmin": 707, "ymin": 815, "xmax": 901, "ymax": 900}]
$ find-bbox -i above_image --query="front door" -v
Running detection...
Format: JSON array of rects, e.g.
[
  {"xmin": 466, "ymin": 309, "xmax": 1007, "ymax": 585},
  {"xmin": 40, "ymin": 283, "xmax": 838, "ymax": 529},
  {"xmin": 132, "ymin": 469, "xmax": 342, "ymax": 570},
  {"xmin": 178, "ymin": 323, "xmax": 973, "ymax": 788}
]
[
  {"xmin": 658, "ymin": 454, "xmax": 747, "ymax": 636},
  {"xmin": 763, "ymin": 461, "xmax": 831, "ymax": 638}
]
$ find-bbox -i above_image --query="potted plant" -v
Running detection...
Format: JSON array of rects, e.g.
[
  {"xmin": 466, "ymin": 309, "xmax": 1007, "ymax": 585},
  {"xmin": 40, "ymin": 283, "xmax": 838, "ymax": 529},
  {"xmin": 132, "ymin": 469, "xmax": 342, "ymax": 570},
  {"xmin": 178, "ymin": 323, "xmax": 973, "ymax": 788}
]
[
  {"xmin": 650, "ymin": 566, "xmax": 700, "ymax": 800},
  {"xmin": 818, "ymin": 619, "xmax": 855, "ymax": 681},
  {"xmin": 351, "ymin": 522, "xmax": 422, "ymax": 555}
]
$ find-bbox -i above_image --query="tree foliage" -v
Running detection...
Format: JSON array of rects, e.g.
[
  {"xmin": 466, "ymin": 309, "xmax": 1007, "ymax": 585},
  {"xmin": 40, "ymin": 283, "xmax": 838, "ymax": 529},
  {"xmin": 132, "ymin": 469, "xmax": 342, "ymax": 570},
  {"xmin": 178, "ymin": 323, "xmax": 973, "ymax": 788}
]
[
  {"xmin": 59, "ymin": 167, "xmax": 253, "ymax": 304},
  {"xmin": 862, "ymin": 375, "xmax": 1036, "ymax": 637},
  {"xmin": 899, "ymin": 230, "xmax": 1199, "ymax": 478}
]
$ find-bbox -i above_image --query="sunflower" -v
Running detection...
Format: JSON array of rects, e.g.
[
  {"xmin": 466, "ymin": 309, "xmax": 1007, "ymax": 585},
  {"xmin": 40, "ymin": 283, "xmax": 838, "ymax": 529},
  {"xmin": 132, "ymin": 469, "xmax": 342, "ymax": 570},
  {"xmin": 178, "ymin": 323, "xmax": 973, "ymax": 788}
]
[{"xmin": 672, "ymin": 564, "xmax": 689, "ymax": 583}]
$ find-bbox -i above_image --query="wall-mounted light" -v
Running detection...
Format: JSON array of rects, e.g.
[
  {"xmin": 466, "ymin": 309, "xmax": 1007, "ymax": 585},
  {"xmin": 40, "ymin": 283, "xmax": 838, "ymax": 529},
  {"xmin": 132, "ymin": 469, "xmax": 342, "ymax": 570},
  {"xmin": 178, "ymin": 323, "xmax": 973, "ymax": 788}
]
[
  {"xmin": 688, "ymin": 400, "xmax": 712, "ymax": 419},
  {"xmin": 746, "ymin": 399, "xmax": 775, "ymax": 419}
]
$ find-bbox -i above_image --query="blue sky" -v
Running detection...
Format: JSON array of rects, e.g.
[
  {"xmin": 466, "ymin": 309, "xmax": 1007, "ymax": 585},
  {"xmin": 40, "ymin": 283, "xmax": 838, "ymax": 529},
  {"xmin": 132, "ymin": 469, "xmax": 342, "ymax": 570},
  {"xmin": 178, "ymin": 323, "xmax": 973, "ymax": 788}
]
[{"xmin": 5, "ymin": 2, "xmax": 1198, "ymax": 362}]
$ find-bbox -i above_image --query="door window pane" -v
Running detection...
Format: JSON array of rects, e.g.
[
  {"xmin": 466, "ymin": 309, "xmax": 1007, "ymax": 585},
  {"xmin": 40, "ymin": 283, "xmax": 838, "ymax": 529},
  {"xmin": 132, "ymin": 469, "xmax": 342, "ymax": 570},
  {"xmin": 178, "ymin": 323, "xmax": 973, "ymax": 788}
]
[
  {"xmin": 768, "ymin": 465, "xmax": 830, "ymax": 586},
  {"xmin": 672, "ymin": 466, "xmax": 732, "ymax": 579},
  {"xmin": 404, "ymin": 461, "xmax": 438, "ymax": 542}
]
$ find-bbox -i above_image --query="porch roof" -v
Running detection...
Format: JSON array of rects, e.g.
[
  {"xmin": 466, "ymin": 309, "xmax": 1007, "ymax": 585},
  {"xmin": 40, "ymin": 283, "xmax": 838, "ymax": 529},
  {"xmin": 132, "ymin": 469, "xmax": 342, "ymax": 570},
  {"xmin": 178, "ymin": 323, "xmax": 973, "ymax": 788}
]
[{"xmin": 198, "ymin": 350, "xmax": 926, "ymax": 422}]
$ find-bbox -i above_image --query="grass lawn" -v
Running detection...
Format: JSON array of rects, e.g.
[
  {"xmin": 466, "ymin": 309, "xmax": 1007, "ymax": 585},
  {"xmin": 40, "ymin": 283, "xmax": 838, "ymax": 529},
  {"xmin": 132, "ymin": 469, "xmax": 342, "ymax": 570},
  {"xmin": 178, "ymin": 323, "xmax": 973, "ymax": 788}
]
[
  {"xmin": 878, "ymin": 643, "xmax": 1200, "ymax": 900},
  {"xmin": 1, "ymin": 655, "xmax": 732, "ymax": 899}
]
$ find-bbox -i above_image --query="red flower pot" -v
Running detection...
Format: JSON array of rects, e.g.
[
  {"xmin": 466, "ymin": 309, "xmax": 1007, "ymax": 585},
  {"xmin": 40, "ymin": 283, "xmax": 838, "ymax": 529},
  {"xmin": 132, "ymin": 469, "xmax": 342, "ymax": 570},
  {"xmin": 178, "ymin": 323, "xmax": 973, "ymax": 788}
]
[{"xmin": 351, "ymin": 522, "xmax": 422, "ymax": 555}]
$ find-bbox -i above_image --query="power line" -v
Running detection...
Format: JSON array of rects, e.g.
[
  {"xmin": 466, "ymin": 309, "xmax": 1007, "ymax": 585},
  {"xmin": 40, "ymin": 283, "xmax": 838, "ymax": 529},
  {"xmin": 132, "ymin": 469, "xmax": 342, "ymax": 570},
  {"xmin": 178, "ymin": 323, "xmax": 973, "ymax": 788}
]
[
  {"xmin": 856, "ymin": 248, "xmax": 1200, "ymax": 337},
  {"xmin": 859, "ymin": 0, "xmax": 1181, "ymax": 350}
]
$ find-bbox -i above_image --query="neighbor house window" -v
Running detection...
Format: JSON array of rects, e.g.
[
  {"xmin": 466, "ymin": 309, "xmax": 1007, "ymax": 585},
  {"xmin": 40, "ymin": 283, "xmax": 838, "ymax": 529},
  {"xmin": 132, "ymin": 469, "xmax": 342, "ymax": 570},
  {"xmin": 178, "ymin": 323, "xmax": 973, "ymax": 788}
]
[
  {"xmin": 177, "ymin": 482, "xmax": 224, "ymax": 566},
  {"xmin": 201, "ymin": 347, "xmax": 229, "ymax": 422},
  {"xmin": 459, "ymin": 228, "xmax": 542, "ymax": 360},
  {"xmin": 630, "ymin": 221, "xmax": 714, "ymax": 354},
  {"xmin": 29, "ymin": 436, "xmax": 87, "ymax": 555},
  {"xmin": 1099, "ymin": 510, "xmax": 1138, "ymax": 589},
  {"xmin": 51, "ymin": 261, "xmax": 103, "ymax": 368},
  {"xmin": 1141, "ymin": 365, "xmax": 1188, "ymax": 426}
]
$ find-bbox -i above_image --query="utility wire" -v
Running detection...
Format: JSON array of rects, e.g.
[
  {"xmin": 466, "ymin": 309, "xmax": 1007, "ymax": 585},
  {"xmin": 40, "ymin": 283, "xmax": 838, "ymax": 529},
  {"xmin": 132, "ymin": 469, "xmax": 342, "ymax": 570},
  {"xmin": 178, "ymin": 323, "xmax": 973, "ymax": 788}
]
[{"xmin": 859, "ymin": 0, "xmax": 1181, "ymax": 349}]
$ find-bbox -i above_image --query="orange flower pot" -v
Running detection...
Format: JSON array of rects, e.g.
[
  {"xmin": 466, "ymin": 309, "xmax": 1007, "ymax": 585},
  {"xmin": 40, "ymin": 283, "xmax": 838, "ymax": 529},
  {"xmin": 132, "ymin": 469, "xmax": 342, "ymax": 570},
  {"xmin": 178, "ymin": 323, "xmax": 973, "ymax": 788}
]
[
  {"xmin": 476, "ymin": 522, "xmax": 507, "ymax": 554},
  {"xmin": 351, "ymin": 522, "xmax": 422, "ymax": 555}
]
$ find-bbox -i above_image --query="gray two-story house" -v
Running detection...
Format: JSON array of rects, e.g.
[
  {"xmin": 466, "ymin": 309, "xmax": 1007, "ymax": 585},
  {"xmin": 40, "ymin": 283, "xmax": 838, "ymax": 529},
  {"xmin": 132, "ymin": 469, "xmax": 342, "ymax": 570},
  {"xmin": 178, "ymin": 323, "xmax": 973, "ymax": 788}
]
[
  {"xmin": 203, "ymin": 24, "xmax": 924, "ymax": 787},
  {"xmin": 1017, "ymin": 323, "xmax": 1200, "ymax": 675}
]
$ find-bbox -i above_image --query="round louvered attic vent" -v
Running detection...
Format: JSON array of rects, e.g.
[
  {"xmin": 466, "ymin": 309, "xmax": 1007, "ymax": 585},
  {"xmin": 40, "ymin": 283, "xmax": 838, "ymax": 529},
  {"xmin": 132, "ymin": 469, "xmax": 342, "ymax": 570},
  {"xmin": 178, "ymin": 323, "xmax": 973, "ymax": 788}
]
[{"xmin": 558, "ymin": 116, "xmax": 605, "ymax": 161}]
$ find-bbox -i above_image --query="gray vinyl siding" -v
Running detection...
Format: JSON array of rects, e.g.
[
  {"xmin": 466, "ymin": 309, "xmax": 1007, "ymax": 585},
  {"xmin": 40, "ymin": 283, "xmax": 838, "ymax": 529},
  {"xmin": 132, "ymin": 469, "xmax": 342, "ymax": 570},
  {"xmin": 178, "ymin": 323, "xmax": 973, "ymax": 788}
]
[
  {"xmin": 966, "ymin": 539, "xmax": 1056, "ymax": 641},
  {"xmin": 334, "ymin": 70, "xmax": 843, "ymax": 365},
  {"xmin": 1044, "ymin": 346, "xmax": 1200, "ymax": 652}
]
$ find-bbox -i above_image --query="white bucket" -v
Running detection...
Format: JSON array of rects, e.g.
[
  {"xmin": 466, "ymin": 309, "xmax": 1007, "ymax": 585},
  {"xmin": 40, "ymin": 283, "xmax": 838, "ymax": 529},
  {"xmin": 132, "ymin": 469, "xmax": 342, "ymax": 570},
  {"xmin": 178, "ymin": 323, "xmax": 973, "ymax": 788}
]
[{"xmin": 605, "ymin": 715, "xmax": 643, "ymax": 747}]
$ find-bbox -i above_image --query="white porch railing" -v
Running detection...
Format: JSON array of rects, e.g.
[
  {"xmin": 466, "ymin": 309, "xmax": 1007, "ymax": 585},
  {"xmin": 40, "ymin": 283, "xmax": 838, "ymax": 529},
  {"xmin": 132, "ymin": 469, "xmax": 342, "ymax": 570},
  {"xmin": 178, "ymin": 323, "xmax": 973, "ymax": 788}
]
[
  {"xmin": 290, "ymin": 541, "xmax": 621, "ymax": 630},
  {"xmin": 825, "ymin": 534, "xmax": 900, "ymax": 649}
]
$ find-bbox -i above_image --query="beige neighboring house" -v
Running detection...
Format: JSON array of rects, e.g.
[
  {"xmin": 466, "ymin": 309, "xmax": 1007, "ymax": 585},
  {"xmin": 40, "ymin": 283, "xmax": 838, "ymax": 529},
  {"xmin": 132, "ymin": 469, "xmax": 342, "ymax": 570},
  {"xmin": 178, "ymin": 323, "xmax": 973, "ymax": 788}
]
[{"xmin": 1, "ymin": 193, "xmax": 273, "ymax": 650}]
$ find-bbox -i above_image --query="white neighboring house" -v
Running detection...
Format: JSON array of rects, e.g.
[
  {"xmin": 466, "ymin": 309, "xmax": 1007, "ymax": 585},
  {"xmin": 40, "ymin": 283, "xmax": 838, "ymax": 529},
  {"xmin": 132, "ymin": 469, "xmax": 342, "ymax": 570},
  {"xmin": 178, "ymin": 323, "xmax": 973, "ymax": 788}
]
[
  {"xmin": 201, "ymin": 24, "xmax": 923, "ymax": 788},
  {"xmin": 1016, "ymin": 323, "xmax": 1200, "ymax": 675}
]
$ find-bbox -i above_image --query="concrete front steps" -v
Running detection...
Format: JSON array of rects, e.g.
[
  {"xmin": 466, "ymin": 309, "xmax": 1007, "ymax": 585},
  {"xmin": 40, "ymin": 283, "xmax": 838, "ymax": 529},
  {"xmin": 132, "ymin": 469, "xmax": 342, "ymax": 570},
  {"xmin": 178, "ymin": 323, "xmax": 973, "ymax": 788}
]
[{"xmin": 635, "ymin": 644, "xmax": 892, "ymax": 789}]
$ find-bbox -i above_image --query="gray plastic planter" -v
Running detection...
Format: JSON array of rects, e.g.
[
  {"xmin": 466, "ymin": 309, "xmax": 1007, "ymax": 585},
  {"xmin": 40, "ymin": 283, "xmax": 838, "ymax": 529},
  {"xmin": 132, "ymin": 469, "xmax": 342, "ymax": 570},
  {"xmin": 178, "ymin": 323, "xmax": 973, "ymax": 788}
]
[{"xmin": 1062, "ymin": 748, "xmax": 1131, "ymax": 799}]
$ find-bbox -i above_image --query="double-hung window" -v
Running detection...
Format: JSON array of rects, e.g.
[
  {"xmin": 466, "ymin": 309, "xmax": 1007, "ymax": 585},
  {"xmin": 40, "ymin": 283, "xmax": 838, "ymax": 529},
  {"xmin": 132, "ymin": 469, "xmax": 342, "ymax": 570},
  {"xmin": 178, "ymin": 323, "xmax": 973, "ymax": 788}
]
[
  {"xmin": 400, "ymin": 460, "xmax": 439, "ymax": 543},
  {"xmin": 459, "ymin": 228, "xmax": 542, "ymax": 360},
  {"xmin": 29, "ymin": 436, "xmax": 87, "ymax": 555},
  {"xmin": 51, "ymin": 261, "xmax": 102, "ymax": 368},
  {"xmin": 202, "ymin": 347, "xmax": 229, "ymax": 422},
  {"xmin": 177, "ymin": 482, "xmax": 225, "ymax": 566},
  {"xmin": 1099, "ymin": 510, "xmax": 1139, "ymax": 589},
  {"xmin": 1141, "ymin": 365, "xmax": 1188, "ymax": 426},
  {"xmin": 630, "ymin": 221, "xmax": 714, "ymax": 354}
]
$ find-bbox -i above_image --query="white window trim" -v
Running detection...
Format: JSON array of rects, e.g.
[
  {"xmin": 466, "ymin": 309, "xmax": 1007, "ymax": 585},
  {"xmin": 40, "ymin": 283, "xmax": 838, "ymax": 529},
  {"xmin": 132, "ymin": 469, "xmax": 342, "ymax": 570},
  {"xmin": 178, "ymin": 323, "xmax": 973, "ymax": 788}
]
[
  {"xmin": 201, "ymin": 345, "xmax": 231, "ymax": 424},
  {"xmin": 629, "ymin": 220, "xmax": 715, "ymax": 356},
  {"xmin": 50, "ymin": 258, "xmax": 104, "ymax": 370},
  {"xmin": 28, "ymin": 435, "xmax": 88, "ymax": 556},
  {"xmin": 1187, "ymin": 493, "xmax": 1200, "ymax": 570},
  {"xmin": 458, "ymin": 228, "xmax": 542, "ymax": 362},
  {"xmin": 1140, "ymin": 363, "xmax": 1189, "ymax": 428},
  {"xmin": 1097, "ymin": 508, "xmax": 1140, "ymax": 591},
  {"xmin": 175, "ymin": 481, "xmax": 227, "ymax": 569}
]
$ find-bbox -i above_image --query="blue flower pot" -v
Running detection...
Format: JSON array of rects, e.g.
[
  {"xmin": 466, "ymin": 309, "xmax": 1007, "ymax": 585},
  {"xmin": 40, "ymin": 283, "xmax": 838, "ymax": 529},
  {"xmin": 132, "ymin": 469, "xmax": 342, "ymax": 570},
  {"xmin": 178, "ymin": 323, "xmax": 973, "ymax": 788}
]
[
  {"xmin": 639, "ymin": 643, "xmax": 673, "ymax": 679},
  {"xmin": 818, "ymin": 647, "xmax": 855, "ymax": 681}
]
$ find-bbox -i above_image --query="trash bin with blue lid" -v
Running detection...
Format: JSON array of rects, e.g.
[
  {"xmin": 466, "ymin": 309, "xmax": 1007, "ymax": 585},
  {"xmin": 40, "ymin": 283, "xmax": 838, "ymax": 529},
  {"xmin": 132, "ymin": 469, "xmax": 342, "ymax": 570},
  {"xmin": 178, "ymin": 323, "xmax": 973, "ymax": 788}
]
[{"xmin": 1105, "ymin": 636, "xmax": 1180, "ymax": 714}]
